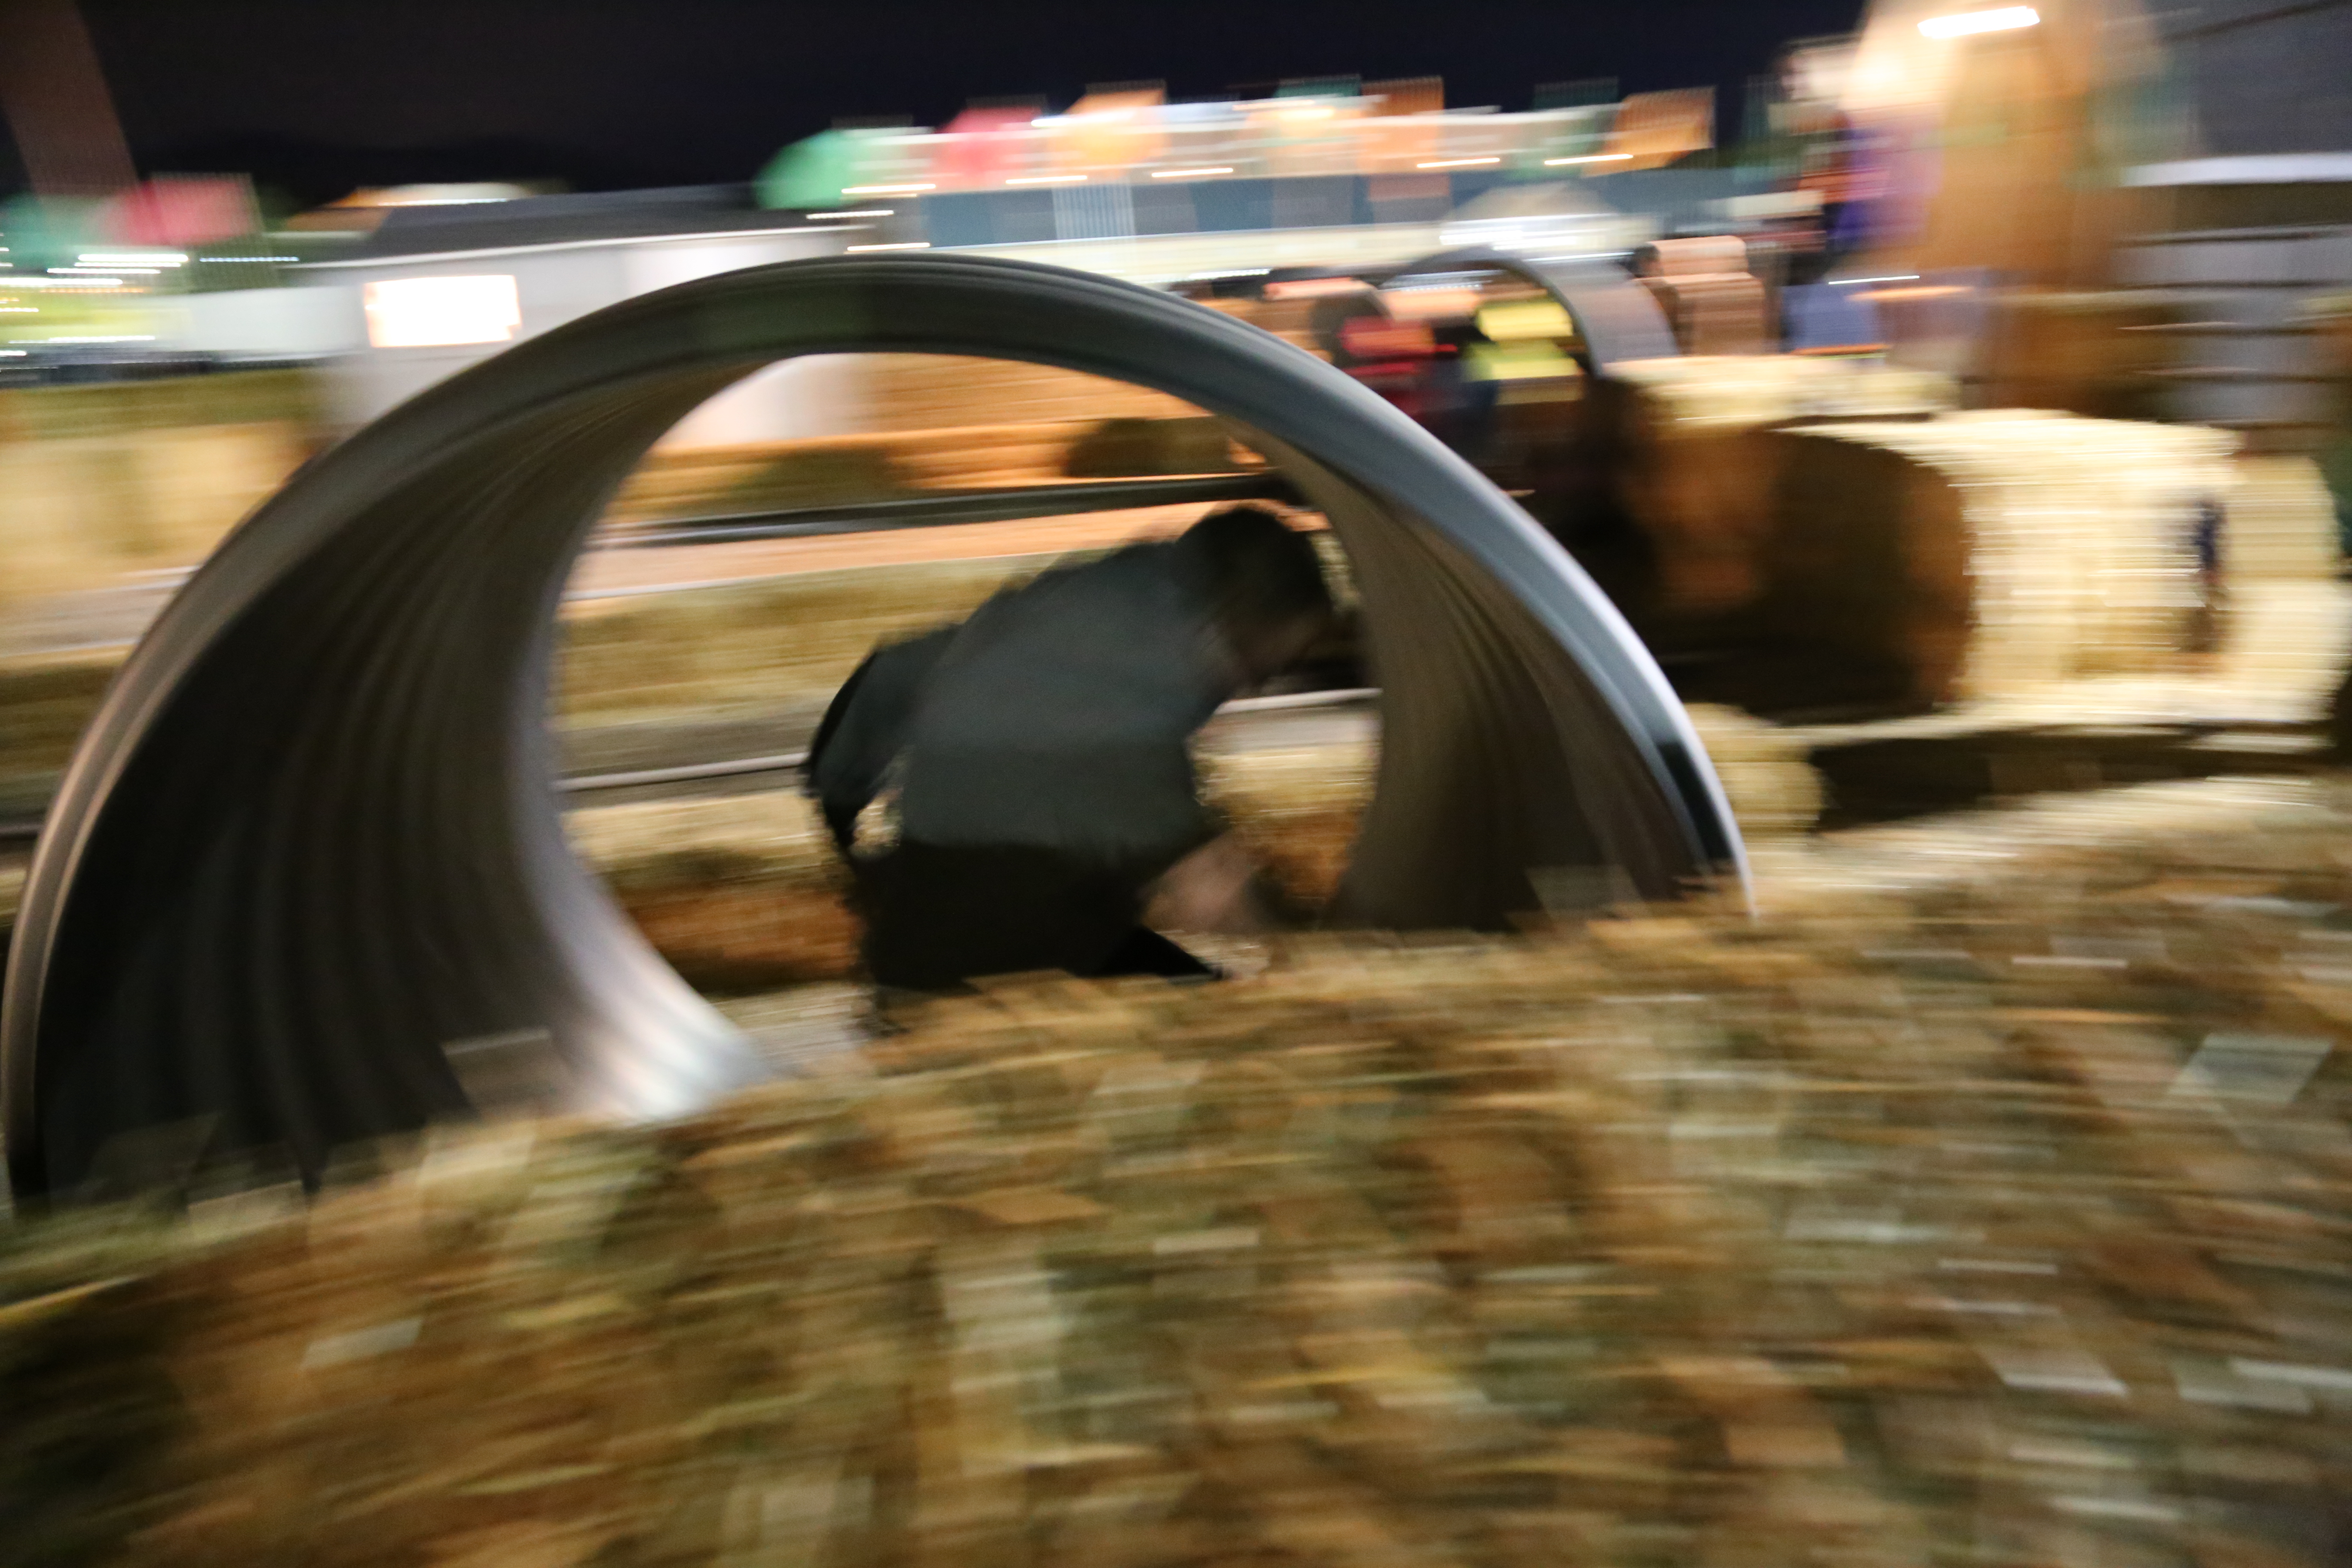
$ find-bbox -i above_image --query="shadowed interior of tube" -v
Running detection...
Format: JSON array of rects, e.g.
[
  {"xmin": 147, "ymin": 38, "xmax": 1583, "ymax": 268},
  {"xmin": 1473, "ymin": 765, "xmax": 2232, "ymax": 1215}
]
[
  {"xmin": 1247, "ymin": 432, "xmax": 1715, "ymax": 929},
  {"xmin": 25, "ymin": 372, "xmax": 767, "ymax": 1196},
  {"xmin": 2, "ymin": 254, "xmax": 1740, "ymax": 1200}
]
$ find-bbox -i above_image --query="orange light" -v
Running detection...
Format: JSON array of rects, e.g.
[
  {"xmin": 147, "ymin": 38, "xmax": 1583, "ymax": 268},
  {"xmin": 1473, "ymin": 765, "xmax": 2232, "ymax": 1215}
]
[{"xmin": 1854, "ymin": 285, "xmax": 1969, "ymax": 302}]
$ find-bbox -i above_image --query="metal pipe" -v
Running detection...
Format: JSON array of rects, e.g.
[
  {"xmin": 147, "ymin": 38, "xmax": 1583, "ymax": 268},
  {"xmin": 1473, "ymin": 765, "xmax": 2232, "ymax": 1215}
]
[{"xmin": 2, "ymin": 253, "xmax": 1744, "ymax": 1199}]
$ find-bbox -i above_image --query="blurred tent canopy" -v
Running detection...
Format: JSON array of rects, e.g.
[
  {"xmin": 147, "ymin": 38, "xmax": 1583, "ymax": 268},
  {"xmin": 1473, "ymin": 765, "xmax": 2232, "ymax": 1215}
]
[
  {"xmin": 1603, "ymin": 87, "xmax": 1718, "ymax": 172},
  {"xmin": 1058, "ymin": 85, "xmax": 1169, "ymax": 170},
  {"xmin": 757, "ymin": 129, "xmax": 868, "ymax": 211}
]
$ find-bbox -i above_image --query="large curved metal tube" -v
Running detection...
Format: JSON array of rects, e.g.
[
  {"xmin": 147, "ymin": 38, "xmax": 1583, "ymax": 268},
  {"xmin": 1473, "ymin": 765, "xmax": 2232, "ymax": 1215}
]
[
  {"xmin": 2, "ymin": 253, "xmax": 1744, "ymax": 1199},
  {"xmin": 1387, "ymin": 245, "xmax": 1681, "ymax": 368}
]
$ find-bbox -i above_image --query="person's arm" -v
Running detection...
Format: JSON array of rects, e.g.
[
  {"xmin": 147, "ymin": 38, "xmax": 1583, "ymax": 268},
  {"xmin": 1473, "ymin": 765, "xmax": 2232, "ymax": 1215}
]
[{"xmin": 1144, "ymin": 833, "xmax": 1307, "ymax": 936}]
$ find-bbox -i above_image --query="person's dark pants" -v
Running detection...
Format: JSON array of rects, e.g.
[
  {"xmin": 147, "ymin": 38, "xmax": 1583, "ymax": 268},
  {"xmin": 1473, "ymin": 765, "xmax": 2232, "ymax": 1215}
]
[
  {"xmin": 854, "ymin": 841, "xmax": 1215, "ymax": 993},
  {"xmin": 1097, "ymin": 926, "xmax": 1219, "ymax": 980}
]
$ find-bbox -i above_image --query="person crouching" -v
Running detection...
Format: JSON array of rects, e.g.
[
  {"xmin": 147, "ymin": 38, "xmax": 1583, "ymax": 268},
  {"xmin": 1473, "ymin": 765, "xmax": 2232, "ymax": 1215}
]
[{"xmin": 806, "ymin": 504, "xmax": 1337, "ymax": 994}]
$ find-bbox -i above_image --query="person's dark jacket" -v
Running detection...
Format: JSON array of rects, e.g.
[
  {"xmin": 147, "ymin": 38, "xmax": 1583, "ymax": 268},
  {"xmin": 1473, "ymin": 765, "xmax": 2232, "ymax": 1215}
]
[
  {"xmin": 804, "ymin": 541, "xmax": 1240, "ymax": 986},
  {"xmin": 806, "ymin": 625, "xmax": 956, "ymax": 853}
]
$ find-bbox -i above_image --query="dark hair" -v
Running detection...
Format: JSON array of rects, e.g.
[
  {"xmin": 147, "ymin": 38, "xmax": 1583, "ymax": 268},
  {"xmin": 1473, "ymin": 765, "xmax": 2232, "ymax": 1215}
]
[{"xmin": 1181, "ymin": 504, "xmax": 1335, "ymax": 634}]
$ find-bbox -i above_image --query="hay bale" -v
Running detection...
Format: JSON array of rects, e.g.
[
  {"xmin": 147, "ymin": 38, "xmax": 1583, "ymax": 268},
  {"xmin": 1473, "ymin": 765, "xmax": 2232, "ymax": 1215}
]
[
  {"xmin": 607, "ymin": 426, "xmax": 1076, "ymax": 525},
  {"xmin": 0, "ymin": 371, "xmax": 320, "ymax": 607},
  {"xmin": 605, "ymin": 414, "xmax": 1243, "ymax": 528},
  {"xmin": 0, "ymin": 648, "xmax": 130, "ymax": 807},
  {"xmin": 1197, "ymin": 725, "xmax": 1380, "ymax": 910},
  {"xmin": 1974, "ymin": 288, "xmax": 2180, "ymax": 420},
  {"xmin": 1758, "ymin": 413, "xmax": 2238, "ymax": 705},
  {"xmin": 1601, "ymin": 358, "xmax": 1956, "ymax": 620},
  {"xmin": 861, "ymin": 353, "xmax": 1204, "ymax": 434},
  {"xmin": 126, "ymin": 423, "xmax": 310, "ymax": 566},
  {"xmin": 2211, "ymin": 579, "xmax": 2352, "ymax": 718},
  {"xmin": 2227, "ymin": 456, "xmax": 2340, "ymax": 582},
  {"xmin": 19, "ymin": 778, "xmax": 2352, "ymax": 1567},
  {"xmin": 569, "ymin": 793, "xmax": 857, "ymax": 991},
  {"xmin": 1682, "ymin": 704, "xmax": 1825, "ymax": 838},
  {"xmin": 1635, "ymin": 236, "xmax": 1751, "ymax": 277},
  {"xmin": 553, "ymin": 558, "xmax": 1043, "ymax": 732},
  {"xmin": 1063, "ymin": 417, "xmax": 1246, "ymax": 478},
  {"xmin": 0, "ymin": 444, "xmax": 131, "ymax": 610},
  {"xmin": 1638, "ymin": 273, "xmax": 1770, "ymax": 356},
  {"xmin": 564, "ymin": 694, "xmax": 1813, "ymax": 995}
]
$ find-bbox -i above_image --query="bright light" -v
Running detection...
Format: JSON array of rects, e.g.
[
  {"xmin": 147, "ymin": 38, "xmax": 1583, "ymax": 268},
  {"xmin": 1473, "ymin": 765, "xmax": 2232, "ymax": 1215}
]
[
  {"xmin": 1263, "ymin": 278, "xmax": 1373, "ymax": 301},
  {"xmin": 363, "ymin": 275, "xmax": 522, "ymax": 349},
  {"xmin": 1830, "ymin": 273, "xmax": 1920, "ymax": 286},
  {"xmin": 79, "ymin": 251, "xmax": 186, "ymax": 266},
  {"xmin": 843, "ymin": 183, "xmax": 934, "ymax": 195},
  {"xmin": 808, "ymin": 208, "xmax": 894, "ymax": 219},
  {"xmin": 1006, "ymin": 174, "xmax": 1087, "ymax": 185},
  {"xmin": 1418, "ymin": 156, "xmax": 1503, "ymax": 169},
  {"xmin": 199, "ymin": 255, "xmax": 300, "ymax": 263},
  {"xmin": 1543, "ymin": 153, "xmax": 1634, "ymax": 166},
  {"xmin": 845, "ymin": 241, "xmax": 932, "ymax": 253},
  {"xmin": 53, "ymin": 266, "xmax": 160, "ymax": 276},
  {"xmin": 1151, "ymin": 166, "xmax": 1234, "ymax": 179},
  {"xmin": 1855, "ymin": 284, "xmax": 1969, "ymax": 301},
  {"xmin": 1919, "ymin": 6, "xmax": 2039, "ymax": 37}
]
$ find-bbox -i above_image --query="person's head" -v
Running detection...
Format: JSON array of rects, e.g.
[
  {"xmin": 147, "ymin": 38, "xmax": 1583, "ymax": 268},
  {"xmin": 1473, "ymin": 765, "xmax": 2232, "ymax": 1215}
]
[{"xmin": 1179, "ymin": 504, "xmax": 1337, "ymax": 685}]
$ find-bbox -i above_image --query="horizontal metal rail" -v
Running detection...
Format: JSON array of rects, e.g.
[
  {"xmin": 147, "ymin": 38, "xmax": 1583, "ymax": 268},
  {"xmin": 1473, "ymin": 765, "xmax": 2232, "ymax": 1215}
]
[
  {"xmin": 602, "ymin": 472, "xmax": 1298, "ymax": 549},
  {"xmin": 553, "ymin": 686, "xmax": 1383, "ymax": 798},
  {"xmin": 0, "ymin": 684, "xmax": 1388, "ymax": 841},
  {"xmin": 560, "ymin": 752, "xmax": 808, "ymax": 794}
]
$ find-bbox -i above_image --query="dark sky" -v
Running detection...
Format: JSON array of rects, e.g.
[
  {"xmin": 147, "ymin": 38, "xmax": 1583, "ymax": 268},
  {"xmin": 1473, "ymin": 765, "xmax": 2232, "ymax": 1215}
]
[{"xmin": 54, "ymin": 1, "xmax": 1865, "ymax": 205}]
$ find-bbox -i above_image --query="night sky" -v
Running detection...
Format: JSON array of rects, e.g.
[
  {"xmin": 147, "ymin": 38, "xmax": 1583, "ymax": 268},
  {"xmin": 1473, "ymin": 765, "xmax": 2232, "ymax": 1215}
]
[{"xmin": 43, "ymin": 1, "xmax": 1864, "ymax": 206}]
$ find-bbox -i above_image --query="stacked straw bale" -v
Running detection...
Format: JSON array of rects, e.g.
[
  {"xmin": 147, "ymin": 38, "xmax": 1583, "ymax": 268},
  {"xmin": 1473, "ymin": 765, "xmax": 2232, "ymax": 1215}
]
[
  {"xmin": 1600, "ymin": 358, "xmax": 1956, "ymax": 619},
  {"xmin": 606, "ymin": 417, "xmax": 1250, "ymax": 528},
  {"xmin": 566, "ymin": 697, "xmax": 1826, "ymax": 995},
  {"xmin": 2207, "ymin": 458, "xmax": 2352, "ymax": 723},
  {"xmin": 1634, "ymin": 238, "xmax": 1770, "ymax": 357},
  {"xmin": 1678, "ymin": 705, "xmax": 1825, "ymax": 840},
  {"xmin": 555, "ymin": 559, "xmax": 1041, "ymax": 736},
  {"xmin": 1758, "ymin": 412, "xmax": 2240, "ymax": 707},
  {"xmin": 1972, "ymin": 290, "xmax": 2180, "ymax": 422},
  {"xmin": 14, "ymin": 776, "xmax": 2352, "ymax": 1566}
]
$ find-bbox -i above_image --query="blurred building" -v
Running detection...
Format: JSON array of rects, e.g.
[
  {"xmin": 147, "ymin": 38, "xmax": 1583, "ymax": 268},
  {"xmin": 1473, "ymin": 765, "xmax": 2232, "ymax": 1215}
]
[
  {"xmin": 287, "ymin": 187, "xmax": 851, "ymax": 432},
  {"xmin": 2163, "ymin": 0, "xmax": 2352, "ymax": 162}
]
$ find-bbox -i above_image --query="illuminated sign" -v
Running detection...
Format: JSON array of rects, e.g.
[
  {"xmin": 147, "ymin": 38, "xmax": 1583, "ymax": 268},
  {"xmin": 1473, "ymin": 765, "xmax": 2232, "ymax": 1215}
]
[{"xmin": 362, "ymin": 275, "xmax": 522, "ymax": 348}]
